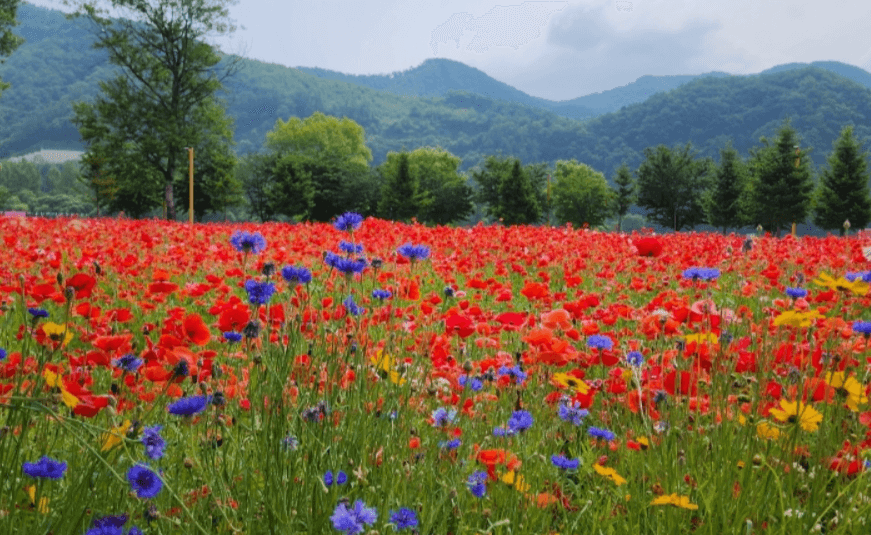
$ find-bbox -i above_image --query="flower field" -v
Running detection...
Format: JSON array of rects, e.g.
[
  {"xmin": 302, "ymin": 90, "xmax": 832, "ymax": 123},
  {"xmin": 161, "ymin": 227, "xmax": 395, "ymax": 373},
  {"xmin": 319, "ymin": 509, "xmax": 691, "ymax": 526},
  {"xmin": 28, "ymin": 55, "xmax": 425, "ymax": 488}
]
[{"xmin": 2, "ymin": 215, "xmax": 871, "ymax": 534}]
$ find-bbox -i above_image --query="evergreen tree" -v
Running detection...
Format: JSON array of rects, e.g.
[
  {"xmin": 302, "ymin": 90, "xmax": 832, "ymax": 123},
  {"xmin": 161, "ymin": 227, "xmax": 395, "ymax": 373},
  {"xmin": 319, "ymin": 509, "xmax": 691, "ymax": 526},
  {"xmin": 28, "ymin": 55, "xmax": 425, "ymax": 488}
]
[
  {"xmin": 705, "ymin": 143, "xmax": 748, "ymax": 233},
  {"xmin": 612, "ymin": 163, "xmax": 635, "ymax": 232},
  {"xmin": 636, "ymin": 143, "xmax": 712, "ymax": 231},
  {"xmin": 813, "ymin": 125, "xmax": 871, "ymax": 235},
  {"xmin": 0, "ymin": 0, "xmax": 22, "ymax": 95},
  {"xmin": 495, "ymin": 159, "xmax": 541, "ymax": 225},
  {"xmin": 378, "ymin": 152, "xmax": 420, "ymax": 222},
  {"xmin": 747, "ymin": 120, "xmax": 815, "ymax": 235}
]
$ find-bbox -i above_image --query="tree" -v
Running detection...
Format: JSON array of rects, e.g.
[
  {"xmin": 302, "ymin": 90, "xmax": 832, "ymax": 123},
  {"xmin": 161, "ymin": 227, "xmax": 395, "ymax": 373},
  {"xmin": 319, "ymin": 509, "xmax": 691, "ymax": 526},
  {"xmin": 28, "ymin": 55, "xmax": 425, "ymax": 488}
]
[
  {"xmin": 265, "ymin": 112, "xmax": 373, "ymax": 221},
  {"xmin": 612, "ymin": 163, "xmax": 635, "ymax": 232},
  {"xmin": 747, "ymin": 120, "xmax": 815, "ymax": 235},
  {"xmin": 813, "ymin": 125, "xmax": 871, "ymax": 235},
  {"xmin": 71, "ymin": 0, "xmax": 238, "ymax": 220},
  {"xmin": 471, "ymin": 155, "xmax": 541, "ymax": 225},
  {"xmin": 378, "ymin": 152, "xmax": 418, "ymax": 222},
  {"xmin": 378, "ymin": 146, "xmax": 472, "ymax": 225},
  {"xmin": 636, "ymin": 143, "xmax": 713, "ymax": 231},
  {"xmin": 705, "ymin": 143, "xmax": 748, "ymax": 233},
  {"xmin": 0, "ymin": 0, "xmax": 23, "ymax": 95},
  {"xmin": 551, "ymin": 159, "xmax": 614, "ymax": 228}
]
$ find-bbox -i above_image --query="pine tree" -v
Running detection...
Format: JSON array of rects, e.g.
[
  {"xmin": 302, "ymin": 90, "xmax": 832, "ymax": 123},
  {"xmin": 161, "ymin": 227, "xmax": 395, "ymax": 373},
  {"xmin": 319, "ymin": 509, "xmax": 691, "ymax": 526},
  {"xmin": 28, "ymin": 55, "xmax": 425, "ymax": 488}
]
[
  {"xmin": 813, "ymin": 125, "xmax": 871, "ymax": 235},
  {"xmin": 747, "ymin": 120, "xmax": 815, "ymax": 235},
  {"xmin": 378, "ymin": 152, "xmax": 420, "ymax": 222},
  {"xmin": 495, "ymin": 159, "xmax": 541, "ymax": 225},
  {"xmin": 612, "ymin": 163, "xmax": 635, "ymax": 232},
  {"xmin": 705, "ymin": 143, "xmax": 747, "ymax": 233}
]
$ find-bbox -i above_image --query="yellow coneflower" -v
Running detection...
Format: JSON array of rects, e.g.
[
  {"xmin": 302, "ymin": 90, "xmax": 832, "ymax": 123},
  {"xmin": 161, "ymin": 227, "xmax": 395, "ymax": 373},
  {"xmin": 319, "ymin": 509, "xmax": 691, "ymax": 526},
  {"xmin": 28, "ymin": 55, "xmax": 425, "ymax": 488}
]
[
  {"xmin": 756, "ymin": 421, "xmax": 782, "ymax": 440},
  {"xmin": 101, "ymin": 419, "xmax": 133, "ymax": 452},
  {"xmin": 813, "ymin": 273, "xmax": 869, "ymax": 296},
  {"xmin": 684, "ymin": 332, "xmax": 718, "ymax": 345},
  {"xmin": 500, "ymin": 470, "xmax": 530, "ymax": 492},
  {"xmin": 42, "ymin": 369, "xmax": 79, "ymax": 409},
  {"xmin": 370, "ymin": 350, "xmax": 405, "ymax": 386},
  {"xmin": 650, "ymin": 493, "xmax": 698, "ymax": 510},
  {"xmin": 593, "ymin": 463, "xmax": 627, "ymax": 486},
  {"xmin": 42, "ymin": 321, "xmax": 73, "ymax": 347},
  {"xmin": 552, "ymin": 372, "xmax": 590, "ymax": 395},
  {"xmin": 773, "ymin": 309, "xmax": 822, "ymax": 328},
  {"xmin": 824, "ymin": 372, "xmax": 868, "ymax": 411},
  {"xmin": 768, "ymin": 399, "xmax": 823, "ymax": 432}
]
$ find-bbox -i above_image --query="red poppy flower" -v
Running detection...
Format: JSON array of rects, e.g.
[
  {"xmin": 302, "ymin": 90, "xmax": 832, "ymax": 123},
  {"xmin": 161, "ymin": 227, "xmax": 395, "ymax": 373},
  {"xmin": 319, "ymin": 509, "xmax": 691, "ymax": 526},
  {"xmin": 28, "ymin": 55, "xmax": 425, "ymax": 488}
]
[{"xmin": 183, "ymin": 313, "xmax": 211, "ymax": 346}]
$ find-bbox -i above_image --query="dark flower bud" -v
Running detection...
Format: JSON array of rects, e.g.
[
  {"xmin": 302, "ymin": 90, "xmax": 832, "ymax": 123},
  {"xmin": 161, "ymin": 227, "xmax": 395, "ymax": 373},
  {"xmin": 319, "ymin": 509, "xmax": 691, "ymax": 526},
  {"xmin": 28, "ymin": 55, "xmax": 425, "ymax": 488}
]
[
  {"xmin": 172, "ymin": 360, "xmax": 189, "ymax": 378},
  {"xmin": 371, "ymin": 258, "xmax": 383, "ymax": 270},
  {"xmin": 261, "ymin": 262, "xmax": 276, "ymax": 278},
  {"xmin": 64, "ymin": 286, "xmax": 75, "ymax": 301},
  {"xmin": 93, "ymin": 261, "xmax": 101, "ymax": 275},
  {"xmin": 211, "ymin": 392, "xmax": 226, "ymax": 406},
  {"xmin": 243, "ymin": 320, "xmax": 261, "ymax": 339},
  {"xmin": 56, "ymin": 272, "xmax": 64, "ymax": 286}
]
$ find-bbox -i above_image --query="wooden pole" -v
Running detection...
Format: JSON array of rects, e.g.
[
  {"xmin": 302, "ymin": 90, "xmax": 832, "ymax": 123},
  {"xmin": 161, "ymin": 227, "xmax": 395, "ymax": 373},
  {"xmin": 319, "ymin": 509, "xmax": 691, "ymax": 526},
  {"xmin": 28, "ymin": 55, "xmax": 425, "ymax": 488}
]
[{"xmin": 188, "ymin": 147, "xmax": 194, "ymax": 225}]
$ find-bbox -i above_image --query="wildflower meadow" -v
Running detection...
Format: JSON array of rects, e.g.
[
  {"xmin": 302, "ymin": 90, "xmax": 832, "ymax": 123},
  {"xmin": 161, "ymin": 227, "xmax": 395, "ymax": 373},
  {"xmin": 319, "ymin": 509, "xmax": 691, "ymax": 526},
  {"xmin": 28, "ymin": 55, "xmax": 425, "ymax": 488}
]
[{"xmin": 2, "ymin": 214, "xmax": 871, "ymax": 534}]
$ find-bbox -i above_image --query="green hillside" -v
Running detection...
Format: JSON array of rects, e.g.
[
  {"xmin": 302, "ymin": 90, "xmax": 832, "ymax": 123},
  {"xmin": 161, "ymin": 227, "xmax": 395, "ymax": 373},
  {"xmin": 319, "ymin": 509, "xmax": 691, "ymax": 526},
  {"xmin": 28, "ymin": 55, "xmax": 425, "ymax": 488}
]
[{"xmin": 2, "ymin": 3, "xmax": 871, "ymax": 181}]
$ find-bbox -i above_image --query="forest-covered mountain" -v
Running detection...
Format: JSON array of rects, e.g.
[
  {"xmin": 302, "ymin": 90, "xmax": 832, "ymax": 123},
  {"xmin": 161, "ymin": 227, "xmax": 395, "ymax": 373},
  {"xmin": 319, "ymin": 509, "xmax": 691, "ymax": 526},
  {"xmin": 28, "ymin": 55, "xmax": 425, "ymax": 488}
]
[{"xmin": 3, "ymin": 3, "xmax": 871, "ymax": 179}]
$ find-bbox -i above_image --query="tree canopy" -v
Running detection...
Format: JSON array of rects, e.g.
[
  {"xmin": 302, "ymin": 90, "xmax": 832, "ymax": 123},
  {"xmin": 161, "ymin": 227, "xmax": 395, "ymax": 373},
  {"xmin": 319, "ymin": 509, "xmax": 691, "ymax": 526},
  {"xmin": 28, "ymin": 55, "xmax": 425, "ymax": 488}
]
[
  {"xmin": 551, "ymin": 159, "xmax": 614, "ymax": 228},
  {"xmin": 636, "ymin": 143, "xmax": 713, "ymax": 231}
]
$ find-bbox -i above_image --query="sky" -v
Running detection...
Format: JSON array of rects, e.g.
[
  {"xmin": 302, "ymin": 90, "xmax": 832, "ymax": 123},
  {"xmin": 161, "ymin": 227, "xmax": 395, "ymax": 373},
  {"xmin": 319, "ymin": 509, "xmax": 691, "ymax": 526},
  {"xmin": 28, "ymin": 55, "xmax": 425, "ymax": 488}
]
[{"xmin": 24, "ymin": 0, "xmax": 871, "ymax": 101}]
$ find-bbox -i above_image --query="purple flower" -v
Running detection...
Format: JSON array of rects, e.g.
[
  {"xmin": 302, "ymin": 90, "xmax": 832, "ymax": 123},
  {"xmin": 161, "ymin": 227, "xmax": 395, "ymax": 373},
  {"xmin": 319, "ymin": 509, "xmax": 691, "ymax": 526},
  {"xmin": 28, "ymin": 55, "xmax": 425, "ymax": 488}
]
[
  {"xmin": 244, "ymin": 279, "xmax": 276, "ymax": 306},
  {"xmin": 551, "ymin": 454, "xmax": 580, "ymax": 470},
  {"xmin": 142, "ymin": 425, "xmax": 165, "ymax": 460},
  {"xmin": 587, "ymin": 335, "xmax": 613, "ymax": 351},
  {"xmin": 281, "ymin": 265, "xmax": 312, "ymax": 285},
  {"xmin": 22, "ymin": 456, "xmax": 67, "ymax": 479},
  {"xmin": 785, "ymin": 287, "xmax": 807, "ymax": 299},
  {"xmin": 339, "ymin": 240, "xmax": 364, "ymax": 254},
  {"xmin": 334, "ymin": 212, "xmax": 364, "ymax": 232},
  {"xmin": 507, "ymin": 410, "xmax": 533, "ymax": 432},
  {"xmin": 588, "ymin": 426, "xmax": 616, "ymax": 441},
  {"xmin": 431, "ymin": 407, "xmax": 457, "ymax": 427},
  {"xmin": 84, "ymin": 514, "xmax": 128, "ymax": 535},
  {"xmin": 372, "ymin": 289, "xmax": 392, "ymax": 300},
  {"xmin": 558, "ymin": 402, "xmax": 589, "ymax": 426},
  {"xmin": 127, "ymin": 464, "xmax": 162, "ymax": 499},
  {"xmin": 324, "ymin": 470, "xmax": 348, "ymax": 486},
  {"xmin": 853, "ymin": 321, "xmax": 871, "ymax": 336},
  {"xmin": 343, "ymin": 295, "xmax": 364, "ymax": 316},
  {"xmin": 498, "ymin": 365, "xmax": 527, "ymax": 384},
  {"xmin": 397, "ymin": 243, "xmax": 430, "ymax": 262},
  {"xmin": 113, "ymin": 353, "xmax": 143, "ymax": 373},
  {"xmin": 167, "ymin": 395, "xmax": 212, "ymax": 416},
  {"xmin": 626, "ymin": 351, "xmax": 645, "ymax": 367},
  {"xmin": 467, "ymin": 471, "xmax": 488, "ymax": 498},
  {"xmin": 230, "ymin": 231, "xmax": 266, "ymax": 254},
  {"xmin": 389, "ymin": 507, "xmax": 419, "ymax": 531},
  {"xmin": 330, "ymin": 499, "xmax": 377, "ymax": 534},
  {"xmin": 223, "ymin": 331, "xmax": 242, "ymax": 343}
]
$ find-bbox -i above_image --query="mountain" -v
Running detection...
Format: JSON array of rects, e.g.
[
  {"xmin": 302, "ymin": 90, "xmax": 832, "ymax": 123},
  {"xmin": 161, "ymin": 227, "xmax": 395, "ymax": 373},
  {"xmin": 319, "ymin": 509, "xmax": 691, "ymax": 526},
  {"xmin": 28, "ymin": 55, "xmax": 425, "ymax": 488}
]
[{"xmin": 3, "ymin": 3, "xmax": 871, "ymax": 182}]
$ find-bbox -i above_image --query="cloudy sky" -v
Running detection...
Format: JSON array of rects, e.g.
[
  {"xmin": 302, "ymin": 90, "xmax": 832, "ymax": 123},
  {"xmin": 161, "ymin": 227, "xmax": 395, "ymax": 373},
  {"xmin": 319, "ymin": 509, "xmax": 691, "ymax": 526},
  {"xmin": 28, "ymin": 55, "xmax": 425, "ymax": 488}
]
[{"xmin": 26, "ymin": 0, "xmax": 871, "ymax": 101}]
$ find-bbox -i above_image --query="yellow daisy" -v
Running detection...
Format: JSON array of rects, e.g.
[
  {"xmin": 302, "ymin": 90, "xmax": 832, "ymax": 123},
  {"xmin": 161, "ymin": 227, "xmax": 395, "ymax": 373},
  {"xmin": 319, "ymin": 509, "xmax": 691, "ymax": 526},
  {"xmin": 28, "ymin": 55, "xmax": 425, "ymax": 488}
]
[
  {"xmin": 773, "ymin": 309, "xmax": 822, "ymax": 328},
  {"xmin": 500, "ymin": 470, "xmax": 530, "ymax": 492},
  {"xmin": 42, "ymin": 321, "xmax": 74, "ymax": 347},
  {"xmin": 650, "ymin": 493, "xmax": 698, "ymax": 510},
  {"xmin": 552, "ymin": 372, "xmax": 590, "ymax": 395},
  {"xmin": 813, "ymin": 273, "xmax": 869, "ymax": 296},
  {"xmin": 768, "ymin": 399, "xmax": 823, "ymax": 432},
  {"xmin": 756, "ymin": 421, "xmax": 782, "ymax": 440},
  {"xmin": 101, "ymin": 419, "xmax": 134, "ymax": 452},
  {"xmin": 824, "ymin": 372, "xmax": 868, "ymax": 411},
  {"xmin": 593, "ymin": 463, "xmax": 627, "ymax": 486}
]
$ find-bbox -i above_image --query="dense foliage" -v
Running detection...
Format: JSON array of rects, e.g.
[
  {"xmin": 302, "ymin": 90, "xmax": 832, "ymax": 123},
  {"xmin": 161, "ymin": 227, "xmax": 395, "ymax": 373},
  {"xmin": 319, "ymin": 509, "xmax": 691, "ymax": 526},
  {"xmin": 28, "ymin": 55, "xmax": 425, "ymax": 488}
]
[{"xmin": 813, "ymin": 126, "xmax": 871, "ymax": 235}]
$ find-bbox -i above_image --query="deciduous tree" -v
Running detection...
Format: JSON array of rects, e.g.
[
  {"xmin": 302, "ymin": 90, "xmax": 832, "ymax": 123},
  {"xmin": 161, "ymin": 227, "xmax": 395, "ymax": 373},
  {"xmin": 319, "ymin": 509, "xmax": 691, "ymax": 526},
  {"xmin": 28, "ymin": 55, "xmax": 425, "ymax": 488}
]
[
  {"xmin": 551, "ymin": 159, "xmax": 614, "ymax": 228},
  {"xmin": 0, "ymin": 0, "xmax": 23, "ymax": 95}
]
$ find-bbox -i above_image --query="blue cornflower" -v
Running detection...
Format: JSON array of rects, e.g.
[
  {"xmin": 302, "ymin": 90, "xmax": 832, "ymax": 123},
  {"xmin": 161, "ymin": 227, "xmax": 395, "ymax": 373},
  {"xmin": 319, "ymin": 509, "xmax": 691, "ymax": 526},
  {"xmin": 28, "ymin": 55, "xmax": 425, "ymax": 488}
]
[
  {"xmin": 388, "ymin": 507, "xmax": 419, "ymax": 531},
  {"xmin": 853, "ymin": 321, "xmax": 871, "ymax": 336},
  {"xmin": 127, "ymin": 464, "xmax": 162, "ymax": 499},
  {"xmin": 467, "ymin": 471, "xmax": 488, "ymax": 498},
  {"xmin": 142, "ymin": 425, "xmax": 165, "ymax": 460},
  {"xmin": 444, "ymin": 286, "xmax": 455, "ymax": 297},
  {"xmin": 113, "ymin": 353, "xmax": 143, "ymax": 373},
  {"xmin": 498, "ymin": 365, "xmax": 527, "ymax": 384},
  {"xmin": 439, "ymin": 438, "xmax": 462, "ymax": 450},
  {"xmin": 84, "ymin": 514, "xmax": 131, "ymax": 535},
  {"xmin": 223, "ymin": 331, "xmax": 242, "ymax": 343},
  {"xmin": 330, "ymin": 255, "xmax": 367, "ymax": 277},
  {"xmin": 846, "ymin": 271, "xmax": 871, "ymax": 283},
  {"xmin": 493, "ymin": 426, "xmax": 515, "ymax": 437},
  {"xmin": 343, "ymin": 295, "xmax": 364, "ymax": 316},
  {"xmin": 397, "ymin": 243, "xmax": 430, "ymax": 262},
  {"xmin": 334, "ymin": 212, "xmax": 364, "ymax": 232},
  {"xmin": 339, "ymin": 240, "xmax": 364, "ymax": 254},
  {"xmin": 28, "ymin": 308, "xmax": 49, "ymax": 318},
  {"xmin": 0, "ymin": 348, "xmax": 5, "ymax": 361},
  {"xmin": 372, "ymin": 289, "xmax": 392, "ymax": 300},
  {"xmin": 281, "ymin": 265, "xmax": 313, "ymax": 286},
  {"xmin": 324, "ymin": 470, "xmax": 348, "ymax": 486},
  {"xmin": 626, "ymin": 351, "xmax": 645, "ymax": 367},
  {"xmin": 167, "ymin": 395, "xmax": 212, "ymax": 416},
  {"xmin": 330, "ymin": 499, "xmax": 377, "ymax": 534},
  {"xmin": 682, "ymin": 266, "xmax": 720, "ymax": 281},
  {"xmin": 22, "ymin": 456, "xmax": 66, "ymax": 479},
  {"xmin": 244, "ymin": 279, "xmax": 276, "ymax": 306},
  {"xmin": 588, "ymin": 426, "xmax": 616, "ymax": 441},
  {"xmin": 558, "ymin": 402, "xmax": 589, "ymax": 426},
  {"xmin": 587, "ymin": 335, "xmax": 613, "ymax": 351},
  {"xmin": 230, "ymin": 231, "xmax": 266, "ymax": 254},
  {"xmin": 458, "ymin": 375, "xmax": 483, "ymax": 391},
  {"xmin": 507, "ymin": 410, "xmax": 534, "ymax": 432},
  {"xmin": 431, "ymin": 407, "xmax": 457, "ymax": 427},
  {"xmin": 785, "ymin": 287, "xmax": 807, "ymax": 299},
  {"xmin": 551, "ymin": 454, "xmax": 581, "ymax": 470}
]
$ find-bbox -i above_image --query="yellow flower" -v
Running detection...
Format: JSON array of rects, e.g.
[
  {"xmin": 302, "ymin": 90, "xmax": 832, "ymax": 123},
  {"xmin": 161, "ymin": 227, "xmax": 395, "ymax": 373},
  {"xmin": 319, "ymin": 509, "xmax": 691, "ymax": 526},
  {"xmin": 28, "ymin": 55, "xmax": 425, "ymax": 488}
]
[
  {"xmin": 500, "ymin": 470, "xmax": 530, "ymax": 492},
  {"xmin": 768, "ymin": 399, "xmax": 823, "ymax": 432},
  {"xmin": 685, "ymin": 332, "xmax": 718, "ymax": 345},
  {"xmin": 42, "ymin": 322, "xmax": 73, "ymax": 347},
  {"xmin": 370, "ymin": 350, "xmax": 405, "ymax": 385},
  {"xmin": 593, "ymin": 463, "xmax": 627, "ymax": 486},
  {"xmin": 813, "ymin": 272, "xmax": 869, "ymax": 296},
  {"xmin": 650, "ymin": 493, "xmax": 698, "ymax": 510},
  {"xmin": 825, "ymin": 372, "xmax": 868, "ymax": 411},
  {"xmin": 26, "ymin": 485, "xmax": 50, "ymax": 514},
  {"xmin": 756, "ymin": 421, "xmax": 782, "ymax": 440},
  {"xmin": 552, "ymin": 372, "xmax": 589, "ymax": 395},
  {"xmin": 773, "ymin": 309, "xmax": 822, "ymax": 328},
  {"xmin": 101, "ymin": 419, "xmax": 133, "ymax": 452},
  {"xmin": 42, "ymin": 370, "xmax": 79, "ymax": 409}
]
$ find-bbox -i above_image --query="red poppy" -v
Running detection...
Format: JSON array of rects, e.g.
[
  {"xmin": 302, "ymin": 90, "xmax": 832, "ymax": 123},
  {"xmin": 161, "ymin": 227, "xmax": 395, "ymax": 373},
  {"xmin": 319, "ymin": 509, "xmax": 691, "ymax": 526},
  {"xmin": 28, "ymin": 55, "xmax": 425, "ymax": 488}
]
[{"xmin": 183, "ymin": 313, "xmax": 211, "ymax": 346}]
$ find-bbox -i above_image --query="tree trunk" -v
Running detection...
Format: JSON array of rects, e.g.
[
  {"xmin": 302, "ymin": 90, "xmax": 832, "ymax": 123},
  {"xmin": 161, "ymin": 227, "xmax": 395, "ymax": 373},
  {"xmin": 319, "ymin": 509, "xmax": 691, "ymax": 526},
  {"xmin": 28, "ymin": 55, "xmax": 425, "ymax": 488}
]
[{"xmin": 165, "ymin": 180, "xmax": 175, "ymax": 220}]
